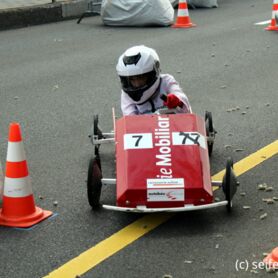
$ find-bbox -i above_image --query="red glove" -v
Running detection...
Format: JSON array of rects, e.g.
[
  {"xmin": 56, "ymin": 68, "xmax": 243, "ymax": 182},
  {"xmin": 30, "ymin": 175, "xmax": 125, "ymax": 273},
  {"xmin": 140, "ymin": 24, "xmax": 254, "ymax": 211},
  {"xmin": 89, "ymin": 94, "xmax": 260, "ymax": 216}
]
[{"xmin": 163, "ymin": 93, "xmax": 183, "ymax": 109}]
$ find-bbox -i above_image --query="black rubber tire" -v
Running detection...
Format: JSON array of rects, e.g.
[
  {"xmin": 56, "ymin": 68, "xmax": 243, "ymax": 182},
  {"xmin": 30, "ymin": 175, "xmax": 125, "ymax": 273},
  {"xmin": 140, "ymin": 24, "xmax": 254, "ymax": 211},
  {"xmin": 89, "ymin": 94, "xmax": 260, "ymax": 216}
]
[
  {"xmin": 87, "ymin": 156, "xmax": 102, "ymax": 210},
  {"xmin": 95, "ymin": 154, "xmax": 102, "ymax": 171},
  {"xmin": 94, "ymin": 114, "xmax": 104, "ymax": 139},
  {"xmin": 222, "ymin": 157, "xmax": 234, "ymax": 212},
  {"xmin": 93, "ymin": 114, "xmax": 99, "ymax": 138},
  {"xmin": 205, "ymin": 111, "xmax": 214, "ymax": 157},
  {"xmin": 93, "ymin": 114, "xmax": 103, "ymax": 156}
]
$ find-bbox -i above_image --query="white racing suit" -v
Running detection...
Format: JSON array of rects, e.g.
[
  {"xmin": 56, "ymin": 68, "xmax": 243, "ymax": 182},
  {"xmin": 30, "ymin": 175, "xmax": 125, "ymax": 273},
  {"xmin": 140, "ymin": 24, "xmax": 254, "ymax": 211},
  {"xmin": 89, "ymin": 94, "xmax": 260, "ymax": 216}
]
[{"xmin": 121, "ymin": 74, "xmax": 192, "ymax": 115}]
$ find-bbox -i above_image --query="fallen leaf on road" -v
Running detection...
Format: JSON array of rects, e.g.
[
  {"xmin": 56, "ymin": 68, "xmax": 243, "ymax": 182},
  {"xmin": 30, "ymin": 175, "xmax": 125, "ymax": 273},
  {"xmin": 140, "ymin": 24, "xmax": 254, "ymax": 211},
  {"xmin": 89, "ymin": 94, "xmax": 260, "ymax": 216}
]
[{"xmin": 260, "ymin": 213, "xmax": 267, "ymax": 220}]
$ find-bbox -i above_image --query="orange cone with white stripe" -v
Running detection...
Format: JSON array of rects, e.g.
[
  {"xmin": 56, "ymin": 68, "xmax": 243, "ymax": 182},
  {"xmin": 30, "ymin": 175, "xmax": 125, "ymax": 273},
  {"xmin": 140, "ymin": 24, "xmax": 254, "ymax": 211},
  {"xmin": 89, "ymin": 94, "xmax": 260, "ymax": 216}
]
[
  {"xmin": 263, "ymin": 247, "xmax": 278, "ymax": 269},
  {"xmin": 172, "ymin": 0, "xmax": 196, "ymax": 28},
  {"xmin": 0, "ymin": 123, "xmax": 52, "ymax": 228},
  {"xmin": 265, "ymin": 0, "xmax": 278, "ymax": 31}
]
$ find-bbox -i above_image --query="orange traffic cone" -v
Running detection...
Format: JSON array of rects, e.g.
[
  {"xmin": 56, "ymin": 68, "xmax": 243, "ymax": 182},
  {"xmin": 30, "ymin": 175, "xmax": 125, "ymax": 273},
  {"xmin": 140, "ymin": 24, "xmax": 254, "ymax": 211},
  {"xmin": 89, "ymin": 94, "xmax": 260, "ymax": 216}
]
[
  {"xmin": 263, "ymin": 247, "xmax": 278, "ymax": 269},
  {"xmin": 172, "ymin": 0, "xmax": 196, "ymax": 28},
  {"xmin": 0, "ymin": 123, "xmax": 52, "ymax": 228},
  {"xmin": 265, "ymin": 0, "xmax": 278, "ymax": 31}
]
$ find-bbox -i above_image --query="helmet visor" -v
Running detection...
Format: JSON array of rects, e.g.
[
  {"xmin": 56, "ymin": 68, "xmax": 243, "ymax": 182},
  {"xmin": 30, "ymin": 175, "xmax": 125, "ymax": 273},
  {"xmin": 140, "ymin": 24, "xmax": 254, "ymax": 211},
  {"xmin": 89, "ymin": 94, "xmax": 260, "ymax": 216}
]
[{"xmin": 120, "ymin": 70, "xmax": 157, "ymax": 101}]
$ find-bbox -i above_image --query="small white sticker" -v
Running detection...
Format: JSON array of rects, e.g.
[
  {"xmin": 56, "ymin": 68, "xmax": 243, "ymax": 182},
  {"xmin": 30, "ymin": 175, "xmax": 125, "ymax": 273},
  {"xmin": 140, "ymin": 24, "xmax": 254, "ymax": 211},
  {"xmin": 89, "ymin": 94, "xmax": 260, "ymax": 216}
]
[
  {"xmin": 147, "ymin": 189, "xmax": 184, "ymax": 202},
  {"xmin": 124, "ymin": 133, "xmax": 153, "ymax": 150},
  {"xmin": 172, "ymin": 132, "xmax": 206, "ymax": 149},
  {"xmin": 147, "ymin": 178, "xmax": 184, "ymax": 189}
]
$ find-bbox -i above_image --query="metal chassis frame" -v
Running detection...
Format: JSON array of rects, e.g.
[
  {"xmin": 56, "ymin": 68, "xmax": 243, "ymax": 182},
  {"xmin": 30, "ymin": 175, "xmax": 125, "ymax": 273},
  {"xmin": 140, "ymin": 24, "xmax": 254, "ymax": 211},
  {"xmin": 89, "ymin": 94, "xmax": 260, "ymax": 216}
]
[{"xmin": 101, "ymin": 201, "xmax": 228, "ymax": 213}]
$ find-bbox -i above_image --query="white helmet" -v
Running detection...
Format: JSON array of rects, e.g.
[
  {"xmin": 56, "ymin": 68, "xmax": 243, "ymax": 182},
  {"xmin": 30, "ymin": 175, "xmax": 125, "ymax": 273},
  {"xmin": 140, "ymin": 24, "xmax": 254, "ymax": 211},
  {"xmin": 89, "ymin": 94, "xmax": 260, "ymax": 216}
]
[{"xmin": 116, "ymin": 45, "xmax": 161, "ymax": 104}]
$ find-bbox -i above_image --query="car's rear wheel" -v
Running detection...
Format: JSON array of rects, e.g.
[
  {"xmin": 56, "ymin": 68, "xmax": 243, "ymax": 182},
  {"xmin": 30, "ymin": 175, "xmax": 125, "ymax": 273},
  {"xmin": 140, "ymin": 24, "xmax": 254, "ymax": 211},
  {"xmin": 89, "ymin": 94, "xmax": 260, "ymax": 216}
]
[
  {"xmin": 205, "ymin": 111, "xmax": 215, "ymax": 156},
  {"xmin": 222, "ymin": 157, "xmax": 238, "ymax": 212},
  {"xmin": 87, "ymin": 156, "xmax": 102, "ymax": 210},
  {"xmin": 93, "ymin": 114, "xmax": 104, "ymax": 156}
]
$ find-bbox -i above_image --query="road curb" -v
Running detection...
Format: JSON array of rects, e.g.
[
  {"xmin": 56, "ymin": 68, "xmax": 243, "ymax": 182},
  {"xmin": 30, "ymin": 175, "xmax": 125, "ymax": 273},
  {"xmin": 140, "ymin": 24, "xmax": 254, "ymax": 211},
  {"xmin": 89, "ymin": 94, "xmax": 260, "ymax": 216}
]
[{"xmin": 0, "ymin": 0, "xmax": 88, "ymax": 31}]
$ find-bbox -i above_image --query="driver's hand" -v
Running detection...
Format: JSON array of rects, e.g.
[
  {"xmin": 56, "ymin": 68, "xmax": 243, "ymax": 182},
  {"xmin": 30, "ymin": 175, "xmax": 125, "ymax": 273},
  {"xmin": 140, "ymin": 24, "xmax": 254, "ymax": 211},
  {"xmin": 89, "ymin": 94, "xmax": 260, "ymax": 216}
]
[{"xmin": 163, "ymin": 93, "xmax": 183, "ymax": 109}]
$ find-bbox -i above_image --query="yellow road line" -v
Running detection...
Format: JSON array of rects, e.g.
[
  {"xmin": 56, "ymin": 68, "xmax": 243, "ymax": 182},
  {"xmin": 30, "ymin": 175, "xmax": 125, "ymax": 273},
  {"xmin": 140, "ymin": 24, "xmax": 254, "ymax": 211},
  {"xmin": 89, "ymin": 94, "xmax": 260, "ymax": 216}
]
[
  {"xmin": 45, "ymin": 139, "xmax": 278, "ymax": 278},
  {"xmin": 44, "ymin": 213, "xmax": 173, "ymax": 277}
]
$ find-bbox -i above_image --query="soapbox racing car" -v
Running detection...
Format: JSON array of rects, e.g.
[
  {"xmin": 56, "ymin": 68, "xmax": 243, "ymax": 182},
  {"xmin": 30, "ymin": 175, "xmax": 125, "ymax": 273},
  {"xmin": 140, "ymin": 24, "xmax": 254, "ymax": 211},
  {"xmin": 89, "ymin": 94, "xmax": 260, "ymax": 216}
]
[{"xmin": 87, "ymin": 108, "xmax": 238, "ymax": 213}]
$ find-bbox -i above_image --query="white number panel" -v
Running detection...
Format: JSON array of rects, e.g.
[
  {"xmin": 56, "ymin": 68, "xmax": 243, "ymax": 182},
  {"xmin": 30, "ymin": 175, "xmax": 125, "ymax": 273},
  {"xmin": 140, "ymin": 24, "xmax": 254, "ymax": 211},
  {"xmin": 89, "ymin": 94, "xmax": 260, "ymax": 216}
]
[
  {"xmin": 172, "ymin": 132, "xmax": 206, "ymax": 149},
  {"xmin": 124, "ymin": 133, "xmax": 153, "ymax": 150}
]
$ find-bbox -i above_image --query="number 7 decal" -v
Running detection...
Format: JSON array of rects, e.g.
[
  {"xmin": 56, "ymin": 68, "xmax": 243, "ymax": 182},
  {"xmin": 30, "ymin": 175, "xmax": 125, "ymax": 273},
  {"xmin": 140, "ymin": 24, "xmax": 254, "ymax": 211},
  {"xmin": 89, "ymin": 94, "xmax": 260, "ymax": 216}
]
[
  {"xmin": 132, "ymin": 135, "xmax": 143, "ymax": 147},
  {"xmin": 124, "ymin": 133, "xmax": 153, "ymax": 150},
  {"xmin": 172, "ymin": 132, "xmax": 206, "ymax": 149},
  {"xmin": 179, "ymin": 132, "xmax": 200, "ymax": 145}
]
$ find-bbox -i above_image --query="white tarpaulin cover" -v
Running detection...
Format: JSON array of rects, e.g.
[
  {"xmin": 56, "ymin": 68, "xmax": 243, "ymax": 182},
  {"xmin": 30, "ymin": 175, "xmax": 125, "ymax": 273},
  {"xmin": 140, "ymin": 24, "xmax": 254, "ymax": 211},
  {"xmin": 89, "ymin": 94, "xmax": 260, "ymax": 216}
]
[{"xmin": 101, "ymin": 0, "xmax": 174, "ymax": 26}]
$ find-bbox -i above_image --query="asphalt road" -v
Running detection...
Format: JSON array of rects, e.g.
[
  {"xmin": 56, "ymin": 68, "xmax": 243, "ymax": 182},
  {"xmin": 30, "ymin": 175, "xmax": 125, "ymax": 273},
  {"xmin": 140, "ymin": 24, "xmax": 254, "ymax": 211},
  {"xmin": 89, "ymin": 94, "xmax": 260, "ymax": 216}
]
[{"xmin": 0, "ymin": 0, "xmax": 277, "ymax": 277}]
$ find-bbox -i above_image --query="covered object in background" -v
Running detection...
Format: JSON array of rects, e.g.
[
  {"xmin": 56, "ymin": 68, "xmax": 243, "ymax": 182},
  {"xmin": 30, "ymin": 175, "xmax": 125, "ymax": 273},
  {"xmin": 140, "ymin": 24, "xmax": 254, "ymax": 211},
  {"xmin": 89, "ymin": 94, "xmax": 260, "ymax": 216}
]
[{"xmin": 101, "ymin": 0, "xmax": 174, "ymax": 26}]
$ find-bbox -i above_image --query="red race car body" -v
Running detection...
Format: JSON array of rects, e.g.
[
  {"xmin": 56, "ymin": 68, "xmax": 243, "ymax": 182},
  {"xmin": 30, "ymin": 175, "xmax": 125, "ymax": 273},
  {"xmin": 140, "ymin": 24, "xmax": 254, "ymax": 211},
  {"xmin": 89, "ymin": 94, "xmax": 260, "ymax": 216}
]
[{"xmin": 115, "ymin": 113, "xmax": 213, "ymax": 209}]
